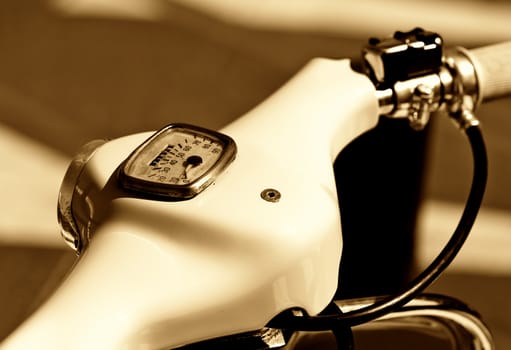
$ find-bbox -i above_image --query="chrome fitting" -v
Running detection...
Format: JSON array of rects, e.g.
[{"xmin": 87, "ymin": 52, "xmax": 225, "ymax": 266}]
[
  {"xmin": 408, "ymin": 84, "xmax": 435, "ymax": 130},
  {"xmin": 378, "ymin": 72, "xmax": 444, "ymax": 127},
  {"xmin": 371, "ymin": 33, "xmax": 483, "ymax": 131},
  {"xmin": 450, "ymin": 107, "xmax": 481, "ymax": 131},
  {"xmin": 442, "ymin": 47, "xmax": 482, "ymax": 129}
]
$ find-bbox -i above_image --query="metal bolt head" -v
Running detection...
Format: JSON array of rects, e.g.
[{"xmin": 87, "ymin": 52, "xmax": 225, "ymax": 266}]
[{"xmin": 261, "ymin": 189, "xmax": 281, "ymax": 202}]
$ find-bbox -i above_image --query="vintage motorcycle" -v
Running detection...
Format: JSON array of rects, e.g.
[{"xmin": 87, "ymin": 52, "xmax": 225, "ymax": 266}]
[{"xmin": 1, "ymin": 28, "xmax": 510, "ymax": 349}]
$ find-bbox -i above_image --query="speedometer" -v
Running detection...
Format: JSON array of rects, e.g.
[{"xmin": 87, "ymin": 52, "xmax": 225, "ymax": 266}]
[{"xmin": 120, "ymin": 124, "xmax": 236, "ymax": 199}]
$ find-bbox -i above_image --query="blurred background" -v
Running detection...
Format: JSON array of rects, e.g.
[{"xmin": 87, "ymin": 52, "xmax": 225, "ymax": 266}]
[{"xmin": 0, "ymin": 0, "xmax": 510, "ymax": 348}]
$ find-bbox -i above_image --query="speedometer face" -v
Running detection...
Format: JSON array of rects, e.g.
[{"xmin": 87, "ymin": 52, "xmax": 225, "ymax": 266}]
[
  {"xmin": 120, "ymin": 124, "xmax": 236, "ymax": 199},
  {"xmin": 137, "ymin": 130, "xmax": 223, "ymax": 185}
]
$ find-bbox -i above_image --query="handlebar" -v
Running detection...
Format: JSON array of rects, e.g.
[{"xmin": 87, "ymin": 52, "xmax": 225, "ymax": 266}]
[
  {"xmin": 469, "ymin": 41, "xmax": 511, "ymax": 102},
  {"xmin": 369, "ymin": 33, "xmax": 511, "ymax": 130}
]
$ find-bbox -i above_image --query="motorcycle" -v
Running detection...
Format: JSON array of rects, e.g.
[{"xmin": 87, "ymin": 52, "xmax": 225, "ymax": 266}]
[{"xmin": 1, "ymin": 27, "xmax": 510, "ymax": 349}]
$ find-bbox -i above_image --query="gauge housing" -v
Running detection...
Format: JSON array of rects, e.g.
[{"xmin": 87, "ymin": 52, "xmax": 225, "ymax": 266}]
[{"xmin": 119, "ymin": 124, "xmax": 236, "ymax": 199}]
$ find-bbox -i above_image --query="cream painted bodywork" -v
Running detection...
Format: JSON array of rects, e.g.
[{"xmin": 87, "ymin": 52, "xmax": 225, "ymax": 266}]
[{"xmin": 1, "ymin": 59, "xmax": 378, "ymax": 349}]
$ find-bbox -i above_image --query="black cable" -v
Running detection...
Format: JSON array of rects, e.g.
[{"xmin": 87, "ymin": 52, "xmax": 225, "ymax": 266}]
[
  {"xmin": 319, "ymin": 302, "xmax": 354, "ymax": 350},
  {"xmin": 269, "ymin": 125, "xmax": 487, "ymax": 331}
]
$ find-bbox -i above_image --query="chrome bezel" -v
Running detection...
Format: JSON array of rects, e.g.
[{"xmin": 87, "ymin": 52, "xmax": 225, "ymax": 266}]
[
  {"xmin": 119, "ymin": 123, "xmax": 236, "ymax": 199},
  {"xmin": 57, "ymin": 139, "xmax": 107, "ymax": 252}
]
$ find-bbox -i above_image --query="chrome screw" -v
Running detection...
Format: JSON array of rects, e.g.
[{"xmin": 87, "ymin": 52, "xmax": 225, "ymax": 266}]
[{"xmin": 261, "ymin": 188, "xmax": 281, "ymax": 202}]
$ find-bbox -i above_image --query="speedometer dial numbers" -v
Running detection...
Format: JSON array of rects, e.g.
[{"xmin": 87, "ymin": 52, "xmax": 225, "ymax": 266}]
[{"xmin": 120, "ymin": 124, "xmax": 236, "ymax": 199}]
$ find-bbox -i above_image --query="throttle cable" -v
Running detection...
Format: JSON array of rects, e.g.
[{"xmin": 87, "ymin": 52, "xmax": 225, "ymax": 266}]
[{"xmin": 269, "ymin": 123, "xmax": 487, "ymax": 331}]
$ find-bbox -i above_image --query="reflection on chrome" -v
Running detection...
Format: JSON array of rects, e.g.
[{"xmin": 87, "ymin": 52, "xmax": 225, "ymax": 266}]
[
  {"xmin": 337, "ymin": 293, "xmax": 494, "ymax": 350},
  {"xmin": 174, "ymin": 294, "xmax": 494, "ymax": 349}
]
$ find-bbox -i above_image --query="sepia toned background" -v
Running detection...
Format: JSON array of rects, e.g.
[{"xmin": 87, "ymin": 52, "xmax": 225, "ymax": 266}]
[{"xmin": 1, "ymin": 0, "xmax": 510, "ymax": 348}]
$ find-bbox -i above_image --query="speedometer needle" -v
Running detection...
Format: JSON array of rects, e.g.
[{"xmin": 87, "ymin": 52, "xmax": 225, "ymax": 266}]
[{"xmin": 181, "ymin": 155, "xmax": 203, "ymax": 179}]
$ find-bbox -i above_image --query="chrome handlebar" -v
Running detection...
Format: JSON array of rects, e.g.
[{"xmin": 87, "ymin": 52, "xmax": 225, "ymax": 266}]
[{"xmin": 365, "ymin": 28, "xmax": 511, "ymax": 130}]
